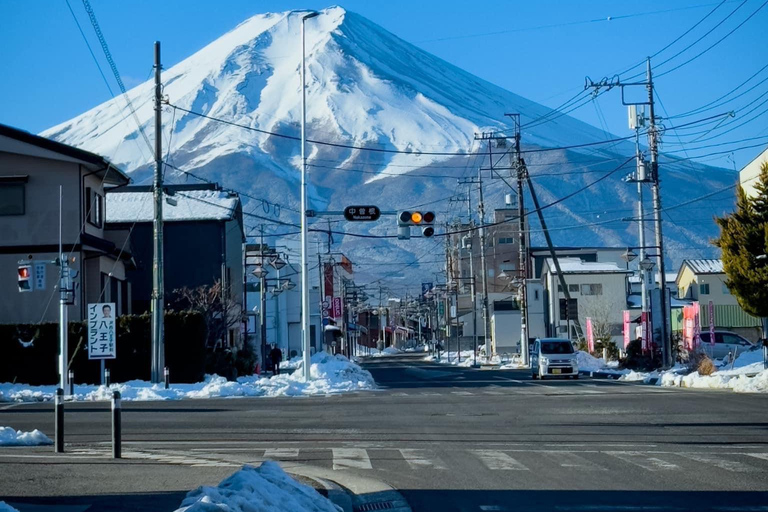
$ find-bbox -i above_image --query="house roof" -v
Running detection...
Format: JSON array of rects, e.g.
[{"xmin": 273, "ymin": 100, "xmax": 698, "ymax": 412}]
[
  {"xmin": 106, "ymin": 186, "xmax": 240, "ymax": 223},
  {"xmin": 680, "ymin": 259, "xmax": 724, "ymax": 275},
  {"xmin": 544, "ymin": 257, "xmax": 631, "ymax": 274},
  {"xmin": 0, "ymin": 123, "xmax": 130, "ymax": 185}
]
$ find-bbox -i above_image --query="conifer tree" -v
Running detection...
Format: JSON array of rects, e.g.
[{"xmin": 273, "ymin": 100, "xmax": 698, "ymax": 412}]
[{"xmin": 714, "ymin": 162, "xmax": 768, "ymax": 318}]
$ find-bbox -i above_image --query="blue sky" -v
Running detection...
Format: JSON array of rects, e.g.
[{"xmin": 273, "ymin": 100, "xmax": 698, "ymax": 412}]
[{"xmin": 1, "ymin": 0, "xmax": 766, "ymax": 168}]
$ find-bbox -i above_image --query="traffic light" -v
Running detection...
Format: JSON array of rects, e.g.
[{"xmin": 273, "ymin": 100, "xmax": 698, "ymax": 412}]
[
  {"xmin": 18, "ymin": 264, "xmax": 32, "ymax": 292},
  {"xmin": 397, "ymin": 211, "xmax": 435, "ymax": 238}
]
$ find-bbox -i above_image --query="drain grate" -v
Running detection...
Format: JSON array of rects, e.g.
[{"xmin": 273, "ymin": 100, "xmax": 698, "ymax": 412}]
[{"xmin": 355, "ymin": 502, "xmax": 395, "ymax": 511}]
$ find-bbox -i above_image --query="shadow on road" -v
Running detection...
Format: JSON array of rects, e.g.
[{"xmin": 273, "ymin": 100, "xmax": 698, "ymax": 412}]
[{"xmin": 3, "ymin": 491, "xmax": 188, "ymax": 512}]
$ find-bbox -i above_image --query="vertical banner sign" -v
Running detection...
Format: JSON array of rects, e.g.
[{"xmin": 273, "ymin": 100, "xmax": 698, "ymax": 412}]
[
  {"xmin": 88, "ymin": 303, "xmax": 116, "ymax": 359},
  {"xmin": 623, "ymin": 310, "xmax": 631, "ymax": 348},
  {"xmin": 332, "ymin": 297, "xmax": 343, "ymax": 320},
  {"xmin": 708, "ymin": 301, "xmax": 715, "ymax": 346},
  {"xmin": 323, "ymin": 264, "xmax": 334, "ymax": 298},
  {"xmin": 421, "ymin": 282, "xmax": 433, "ymax": 297},
  {"xmin": 585, "ymin": 317, "xmax": 595, "ymax": 353},
  {"xmin": 682, "ymin": 305, "xmax": 694, "ymax": 350},
  {"xmin": 641, "ymin": 312, "xmax": 649, "ymax": 352},
  {"xmin": 692, "ymin": 301, "xmax": 701, "ymax": 350}
]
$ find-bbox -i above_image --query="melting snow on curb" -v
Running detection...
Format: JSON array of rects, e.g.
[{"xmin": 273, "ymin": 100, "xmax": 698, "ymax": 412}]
[
  {"xmin": 0, "ymin": 352, "xmax": 375, "ymax": 403},
  {"xmin": 0, "ymin": 427, "xmax": 52, "ymax": 446},
  {"xmin": 174, "ymin": 461, "xmax": 338, "ymax": 512}
]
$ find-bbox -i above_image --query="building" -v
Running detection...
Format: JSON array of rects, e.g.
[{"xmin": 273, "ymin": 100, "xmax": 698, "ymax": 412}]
[
  {"xmin": 675, "ymin": 259, "xmax": 761, "ymax": 340},
  {"xmin": 739, "ymin": 147, "xmax": 768, "ymax": 198},
  {"xmin": 530, "ymin": 247, "xmax": 628, "ymax": 279},
  {"xmin": 0, "ymin": 123, "xmax": 131, "ymax": 323},
  {"xmin": 105, "ymin": 184, "xmax": 244, "ymax": 347},
  {"xmin": 541, "ymin": 257, "xmax": 632, "ymax": 346}
]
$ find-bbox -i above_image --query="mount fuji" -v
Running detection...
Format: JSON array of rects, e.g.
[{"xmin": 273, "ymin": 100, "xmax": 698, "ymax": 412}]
[{"xmin": 42, "ymin": 6, "xmax": 734, "ymax": 284}]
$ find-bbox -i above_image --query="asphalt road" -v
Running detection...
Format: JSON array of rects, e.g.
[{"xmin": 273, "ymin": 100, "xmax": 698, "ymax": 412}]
[{"xmin": 1, "ymin": 353, "xmax": 767, "ymax": 512}]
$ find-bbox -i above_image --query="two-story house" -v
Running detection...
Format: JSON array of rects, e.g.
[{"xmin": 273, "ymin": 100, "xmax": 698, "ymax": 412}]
[
  {"xmin": 105, "ymin": 184, "xmax": 245, "ymax": 348},
  {"xmin": 676, "ymin": 259, "xmax": 761, "ymax": 340},
  {"xmin": 0, "ymin": 123, "xmax": 131, "ymax": 324},
  {"xmin": 541, "ymin": 257, "xmax": 631, "ymax": 346}
]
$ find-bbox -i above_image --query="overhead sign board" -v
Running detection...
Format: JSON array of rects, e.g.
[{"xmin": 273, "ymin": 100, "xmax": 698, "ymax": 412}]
[{"xmin": 343, "ymin": 205, "xmax": 381, "ymax": 222}]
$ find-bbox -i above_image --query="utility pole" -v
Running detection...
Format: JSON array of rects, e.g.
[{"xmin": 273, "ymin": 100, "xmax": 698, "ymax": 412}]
[
  {"xmin": 585, "ymin": 57, "xmax": 670, "ymax": 367},
  {"xmin": 646, "ymin": 59, "xmax": 671, "ymax": 368},
  {"xmin": 507, "ymin": 114, "xmax": 530, "ymax": 366},
  {"xmin": 260, "ymin": 226, "xmax": 268, "ymax": 370},
  {"xmin": 151, "ymin": 41, "xmax": 165, "ymax": 384},
  {"xmin": 467, "ymin": 137, "xmax": 495, "ymax": 355},
  {"xmin": 58, "ymin": 186, "xmax": 69, "ymax": 393}
]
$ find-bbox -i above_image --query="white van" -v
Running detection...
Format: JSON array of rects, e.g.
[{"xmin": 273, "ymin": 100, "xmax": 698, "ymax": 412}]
[{"xmin": 531, "ymin": 338, "xmax": 579, "ymax": 380}]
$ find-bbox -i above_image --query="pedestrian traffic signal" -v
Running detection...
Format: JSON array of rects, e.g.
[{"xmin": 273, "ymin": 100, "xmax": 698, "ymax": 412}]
[{"xmin": 18, "ymin": 264, "xmax": 32, "ymax": 292}]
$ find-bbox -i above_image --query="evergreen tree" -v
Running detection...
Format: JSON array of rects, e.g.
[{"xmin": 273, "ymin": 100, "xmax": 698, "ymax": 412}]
[{"xmin": 714, "ymin": 162, "xmax": 768, "ymax": 318}]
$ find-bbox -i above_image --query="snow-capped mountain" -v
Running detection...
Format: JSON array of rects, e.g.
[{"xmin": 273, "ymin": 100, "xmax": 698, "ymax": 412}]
[{"xmin": 43, "ymin": 6, "xmax": 734, "ymax": 283}]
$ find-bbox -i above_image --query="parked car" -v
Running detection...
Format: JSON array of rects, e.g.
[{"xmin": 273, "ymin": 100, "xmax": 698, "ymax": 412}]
[
  {"xmin": 697, "ymin": 331, "xmax": 755, "ymax": 360},
  {"xmin": 531, "ymin": 338, "xmax": 579, "ymax": 380}
]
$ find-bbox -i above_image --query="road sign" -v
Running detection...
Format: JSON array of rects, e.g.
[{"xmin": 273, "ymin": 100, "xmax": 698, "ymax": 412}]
[
  {"xmin": 88, "ymin": 303, "xmax": 116, "ymax": 360},
  {"xmin": 34, "ymin": 262, "xmax": 46, "ymax": 290},
  {"xmin": 344, "ymin": 205, "xmax": 381, "ymax": 222}
]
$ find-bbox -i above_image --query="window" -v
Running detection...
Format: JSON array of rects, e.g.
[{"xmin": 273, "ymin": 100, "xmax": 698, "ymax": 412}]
[
  {"xmin": 498, "ymin": 237, "xmax": 515, "ymax": 244},
  {"xmin": 699, "ymin": 283, "xmax": 710, "ymax": 295},
  {"xmin": 0, "ymin": 183, "xmax": 25, "ymax": 215},
  {"xmin": 568, "ymin": 284, "xmax": 579, "ymax": 293},
  {"xmin": 581, "ymin": 284, "xmax": 603, "ymax": 296},
  {"xmin": 86, "ymin": 187, "xmax": 103, "ymax": 228},
  {"xmin": 722, "ymin": 283, "xmax": 730, "ymax": 294},
  {"xmin": 534, "ymin": 289, "xmax": 540, "ymax": 301}
]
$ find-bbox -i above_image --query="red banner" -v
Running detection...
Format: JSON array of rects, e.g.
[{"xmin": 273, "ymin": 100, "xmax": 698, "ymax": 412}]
[
  {"xmin": 586, "ymin": 317, "xmax": 594, "ymax": 353},
  {"xmin": 323, "ymin": 263, "xmax": 334, "ymax": 298},
  {"xmin": 641, "ymin": 312, "xmax": 650, "ymax": 352},
  {"xmin": 332, "ymin": 297, "xmax": 343, "ymax": 320},
  {"xmin": 623, "ymin": 310, "xmax": 630, "ymax": 349}
]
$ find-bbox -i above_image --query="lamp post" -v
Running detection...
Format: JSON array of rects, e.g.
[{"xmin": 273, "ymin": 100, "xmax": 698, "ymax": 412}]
[{"xmin": 300, "ymin": 10, "xmax": 319, "ymax": 380}]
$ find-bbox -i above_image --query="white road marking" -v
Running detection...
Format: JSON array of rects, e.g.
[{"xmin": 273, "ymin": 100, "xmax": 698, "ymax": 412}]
[
  {"xmin": 399, "ymin": 449, "xmax": 447, "ymax": 470},
  {"xmin": 746, "ymin": 453, "xmax": 768, "ymax": 463},
  {"xmin": 606, "ymin": 451, "xmax": 679, "ymax": 471},
  {"xmin": 264, "ymin": 448, "xmax": 299, "ymax": 458},
  {"xmin": 473, "ymin": 450, "xmax": 529, "ymax": 470},
  {"xmin": 479, "ymin": 506, "xmax": 508, "ymax": 511},
  {"xmin": 332, "ymin": 448, "xmax": 372, "ymax": 470},
  {"xmin": 677, "ymin": 453, "xmax": 759, "ymax": 472},
  {"xmin": 542, "ymin": 451, "xmax": 606, "ymax": 470}
]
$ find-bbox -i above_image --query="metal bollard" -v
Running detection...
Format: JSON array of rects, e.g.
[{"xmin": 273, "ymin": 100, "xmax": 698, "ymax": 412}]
[
  {"xmin": 68, "ymin": 370, "xmax": 74, "ymax": 396},
  {"xmin": 54, "ymin": 388, "xmax": 64, "ymax": 453},
  {"xmin": 105, "ymin": 368, "xmax": 111, "ymax": 387},
  {"xmin": 112, "ymin": 390, "xmax": 121, "ymax": 459},
  {"xmin": 164, "ymin": 367, "xmax": 170, "ymax": 390}
]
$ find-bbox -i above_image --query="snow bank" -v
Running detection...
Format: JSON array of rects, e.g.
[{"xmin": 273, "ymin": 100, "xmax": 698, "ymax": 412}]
[
  {"xmin": 0, "ymin": 427, "xmax": 52, "ymax": 446},
  {"xmin": 382, "ymin": 346, "xmax": 401, "ymax": 355},
  {"xmin": 0, "ymin": 502, "xmax": 20, "ymax": 512},
  {"xmin": 174, "ymin": 461, "xmax": 338, "ymax": 512},
  {"xmin": 0, "ymin": 352, "xmax": 375, "ymax": 403},
  {"xmin": 657, "ymin": 350, "xmax": 767, "ymax": 392},
  {"xmin": 424, "ymin": 350, "xmax": 477, "ymax": 367}
]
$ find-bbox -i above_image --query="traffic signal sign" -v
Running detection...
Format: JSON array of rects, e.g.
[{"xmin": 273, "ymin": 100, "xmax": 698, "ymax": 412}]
[
  {"xmin": 397, "ymin": 211, "xmax": 435, "ymax": 237},
  {"xmin": 18, "ymin": 264, "xmax": 32, "ymax": 292}
]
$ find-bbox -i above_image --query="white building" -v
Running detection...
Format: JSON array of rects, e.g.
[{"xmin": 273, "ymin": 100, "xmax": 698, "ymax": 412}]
[
  {"xmin": 541, "ymin": 258, "xmax": 631, "ymax": 346},
  {"xmin": 739, "ymin": 147, "xmax": 768, "ymax": 198}
]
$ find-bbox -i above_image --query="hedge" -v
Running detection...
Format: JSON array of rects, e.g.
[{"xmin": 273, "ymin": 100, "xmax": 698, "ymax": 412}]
[{"xmin": 0, "ymin": 311, "xmax": 206, "ymax": 385}]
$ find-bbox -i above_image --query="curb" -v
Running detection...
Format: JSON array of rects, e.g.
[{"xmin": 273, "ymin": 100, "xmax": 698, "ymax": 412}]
[
  {"xmin": 579, "ymin": 370, "xmax": 623, "ymax": 380},
  {"xmin": 282, "ymin": 462, "xmax": 412, "ymax": 512}
]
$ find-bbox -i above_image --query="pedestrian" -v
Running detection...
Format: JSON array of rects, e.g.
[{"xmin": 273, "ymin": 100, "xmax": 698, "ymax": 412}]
[{"xmin": 270, "ymin": 344, "xmax": 283, "ymax": 376}]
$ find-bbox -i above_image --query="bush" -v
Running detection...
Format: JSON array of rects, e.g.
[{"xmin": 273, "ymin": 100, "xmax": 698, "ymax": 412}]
[
  {"xmin": 594, "ymin": 338, "xmax": 620, "ymax": 361},
  {"xmin": 621, "ymin": 338, "xmax": 662, "ymax": 371},
  {"xmin": 697, "ymin": 355, "xmax": 716, "ymax": 376}
]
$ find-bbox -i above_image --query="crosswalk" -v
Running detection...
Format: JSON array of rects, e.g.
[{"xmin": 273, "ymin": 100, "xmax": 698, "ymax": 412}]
[
  {"xmin": 117, "ymin": 446, "xmax": 768, "ymax": 476},
  {"xmin": 376, "ymin": 385, "xmax": 673, "ymax": 397}
]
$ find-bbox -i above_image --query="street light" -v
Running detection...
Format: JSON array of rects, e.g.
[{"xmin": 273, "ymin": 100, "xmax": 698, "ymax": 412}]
[
  {"xmin": 639, "ymin": 256, "xmax": 656, "ymax": 272},
  {"xmin": 621, "ymin": 248, "xmax": 638, "ymax": 263},
  {"xmin": 300, "ymin": 10, "xmax": 319, "ymax": 380},
  {"xmin": 270, "ymin": 256, "xmax": 286, "ymax": 270},
  {"xmin": 282, "ymin": 280, "xmax": 296, "ymax": 291},
  {"xmin": 251, "ymin": 265, "xmax": 267, "ymax": 279}
]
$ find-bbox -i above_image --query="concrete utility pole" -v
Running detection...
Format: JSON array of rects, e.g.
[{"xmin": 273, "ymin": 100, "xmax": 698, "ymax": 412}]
[
  {"xmin": 508, "ymin": 114, "xmax": 530, "ymax": 366},
  {"xmin": 646, "ymin": 59, "xmax": 671, "ymax": 369},
  {"xmin": 58, "ymin": 186, "xmax": 69, "ymax": 393},
  {"xmin": 479, "ymin": 141, "xmax": 492, "ymax": 355},
  {"xmin": 151, "ymin": 41, "xmax": 165, "ymax": 384}
]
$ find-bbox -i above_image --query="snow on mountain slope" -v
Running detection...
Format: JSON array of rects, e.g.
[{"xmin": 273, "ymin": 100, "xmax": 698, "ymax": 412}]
[{"xmin": 41, "ymin": 6, "xmax": 735, "ymax": 283}]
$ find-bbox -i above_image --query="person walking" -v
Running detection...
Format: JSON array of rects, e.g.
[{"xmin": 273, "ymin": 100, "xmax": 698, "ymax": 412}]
[{"xmin": 270, "ymin": 344, "xmax": 283, "ymax": 376}]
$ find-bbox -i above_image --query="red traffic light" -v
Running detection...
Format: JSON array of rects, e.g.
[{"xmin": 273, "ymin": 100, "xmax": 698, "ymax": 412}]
[{"xmin": 422, "ymin": 211, "xmax": 435, "ymax": 223}]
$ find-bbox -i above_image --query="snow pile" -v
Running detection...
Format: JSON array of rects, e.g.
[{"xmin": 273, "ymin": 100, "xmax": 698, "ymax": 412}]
[
  {"xmin": 657, "ymin": 350, "xmax": 767, "ymax": 392},
  {"xmin": 0, "ymin": 502, "xmax": 20, "ymax": 512},
  {"xmin": 382, "ymin": 347, "xmax": 401, "ymax": 355},
  {"xmin": 424, "ymin": 350, "xmax": 477, "ymax": 367},
  {"xmin": 174, "ymin": 461, "xmax": 338, "ymax": 512},
  {"xmin": 0, "ymin": 352, "xmax": 375, "ymax": 403},
  {"xmin": 0, "ymin": 427, "xmax": 52, "ymax": 446}
]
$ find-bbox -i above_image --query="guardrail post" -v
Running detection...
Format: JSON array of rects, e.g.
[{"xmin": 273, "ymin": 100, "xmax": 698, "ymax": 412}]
[
  {"xmin": 164, "ymin": 367, "xmax": 170, "ymax": 389},
  {"xmin": 112, "ymin": 390, "xmax": 121, "ymax": 459},
  {"xmin": 68, "ymin": 370, "xmax": 74, "ymax": 396},
  {"xmin": 55, "ymin": 387, "xmax": 64, "ymax": 453},
  {"xmin": 105, "ymin": 368, "xmax": 111, "ymax": 387}
]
